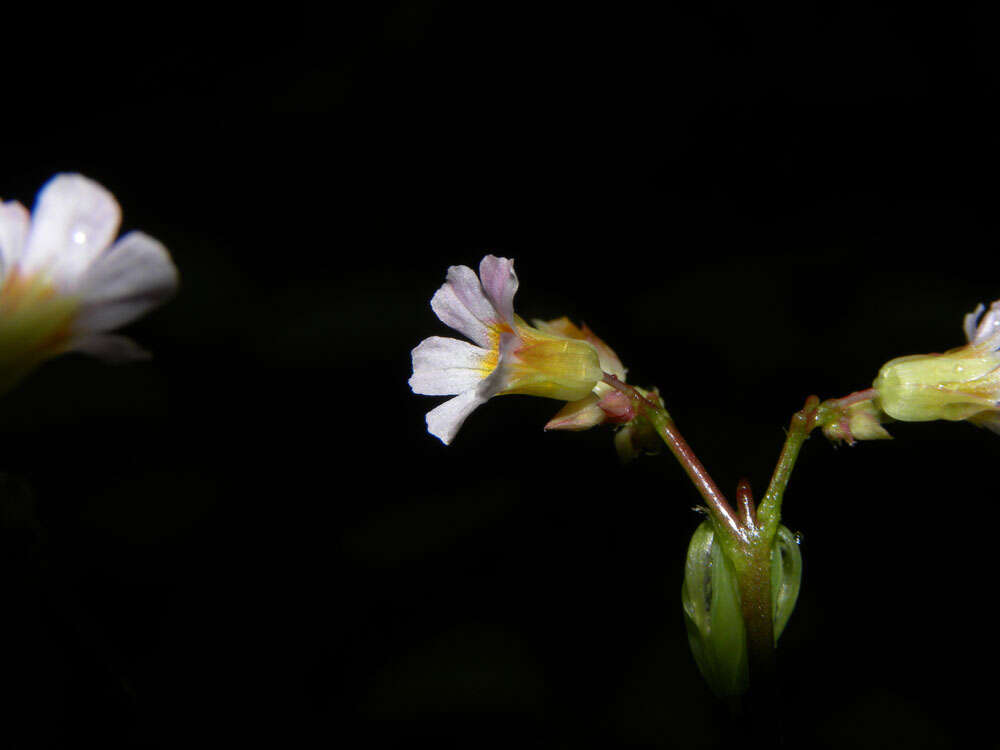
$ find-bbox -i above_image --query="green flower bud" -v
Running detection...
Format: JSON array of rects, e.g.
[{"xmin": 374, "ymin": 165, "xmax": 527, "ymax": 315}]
[
  {"xmin": 681, "ymin": 520, "xmax": 802, "ymax": 697},
  {"xmin": 612, "ymin": 387, "xmax": 665, "ymax": 462},
  {"xmin": 871, "ymin": 300, "xmax": 1000, "ymax": 426},
  {"xmin": 821, "ymin": 398, "xmax": 892, "ymax": 444}
]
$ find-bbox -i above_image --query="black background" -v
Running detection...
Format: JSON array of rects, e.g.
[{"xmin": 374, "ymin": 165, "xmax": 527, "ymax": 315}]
[{"xmin": 3, "ymin": 3, "xmax": 999, "ymax": 748}]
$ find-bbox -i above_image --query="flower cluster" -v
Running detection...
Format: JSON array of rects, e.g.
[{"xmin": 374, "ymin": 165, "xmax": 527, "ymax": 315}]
[
  {"xmin": 0, "ymin": 174, "xmax": 178, "ymax": 391},
  {"xmin": 410, "ymin": 256, "xmax": 627, "ymax": 444}
]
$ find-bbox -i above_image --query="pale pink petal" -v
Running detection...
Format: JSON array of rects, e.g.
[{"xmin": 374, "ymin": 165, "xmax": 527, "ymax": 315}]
[
  {"xmin": 73, "ymin": 231, "xmax": 179, "ymax": 333},
  {"xmin": 19, "ymin": 174, "xmax": 122, "ymax": 290},
  {"xmin": 430, "ymin": 264, "xmax": 497, "ymax": 347},
  {"xmin": 409, "ymin": 336, "xmax": 492, "ymax": 395},
  {"xmin": 478, "ymin": 255, "xmax": 518, "ymax": 326},
  {"xmin": 970, "ymin": 300, "xmax": 1000, "ymax": 348},
  {"xmin": 425, "ymin": 389, "xmax": 489, "ymax": 444},
  {"xmin": 964, "ymin": 304, "xmax": 984, "ymax": 344},
  {"xmin": 423, "ymin": 364, "xmax": 510, "ymax": 444},
  {"xmin": 0, "ymin": 200, "xmax": 30, "ymax": 278},
  {"xmin": 63, "ymin": 332, "xmax": 152, "ymax": 362}
]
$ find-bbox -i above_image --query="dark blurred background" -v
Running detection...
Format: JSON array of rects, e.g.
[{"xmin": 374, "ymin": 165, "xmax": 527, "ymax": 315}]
[{"xmin": 2, "ymin": 2, "xmax": 999, "ymax": 748}]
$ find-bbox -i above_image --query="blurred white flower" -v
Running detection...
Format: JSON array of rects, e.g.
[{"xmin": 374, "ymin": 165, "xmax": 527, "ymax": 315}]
[{"xmin": 0, "ymin": 174, "xmax": 178, "ymax": 389}]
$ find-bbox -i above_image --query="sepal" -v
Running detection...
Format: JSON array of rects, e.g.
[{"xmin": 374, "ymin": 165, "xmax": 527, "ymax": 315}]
[{"xmin": 682, "ymin": 519, "xmax": 748, "ymax": 697}]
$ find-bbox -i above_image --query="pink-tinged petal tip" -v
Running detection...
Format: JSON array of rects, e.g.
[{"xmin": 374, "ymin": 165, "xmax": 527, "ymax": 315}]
[{"xmin": 477, "ymin": 255, "xmax": 518, "ymax": 326}]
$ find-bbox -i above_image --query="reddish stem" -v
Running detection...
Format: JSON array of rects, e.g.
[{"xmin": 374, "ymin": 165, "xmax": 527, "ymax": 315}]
[
  {"xmin": 736, "ymin": 478, "xmax": 757, "ymax": 532},
  {"xmin": 602, "ymin": 372, "xmax": 744, "ymax": 541}
]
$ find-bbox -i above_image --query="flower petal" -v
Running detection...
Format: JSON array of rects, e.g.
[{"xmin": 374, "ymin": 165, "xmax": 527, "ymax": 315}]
[
  {"xmin": 478, "ymin": 255, "xmax": 518, "ymax": 326},
  {"xmin": 969, "ymin": 300, "xmax": 1000, "ymax": 349},
  {"xmin": 73, "ymin": 231, "xmax": 179, "ymax": 333},
  {"xmin": 964, "ymin": 304, "xmax": 984, "ymax": 344},
  {"xmin": 430, "ymin": 264, "xmax": 501, "ymax": 347},
  {"xmin": 0, "ymin": 200, "xmax": 30, "ymax": 279},
  {"xmin": 409, "ymin": 336, "xmax": 492, "ymax": 395},
  {"xmin": 425, "ymin": 389, "xmax": 489, "ymax": 445},
  {"xmin": 18, "ymin": 174, "xmax": 122, "ymax": 289},
  {"xmin": 63, "ymin": 332, "xmax": 152, "ymax": 362}
]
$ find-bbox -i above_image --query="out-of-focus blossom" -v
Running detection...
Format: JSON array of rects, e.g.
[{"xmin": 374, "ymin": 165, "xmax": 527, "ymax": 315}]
[
  {"xmin": 873, "ymin": 300, "xmax": 1000, "ymax": 431},
  {"xmin": 409, "ymin": 256, "xmax": 603, "ymax": 444},
  {"xmin": 0, "ymin": 174, "xmax": 178, "ymax": 391}
]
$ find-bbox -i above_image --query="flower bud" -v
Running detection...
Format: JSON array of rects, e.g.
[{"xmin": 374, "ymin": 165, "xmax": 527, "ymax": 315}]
[
  {"xmin": 872, "ymin": 300, "xmax": 1000, "ymax": 426},
  {"xmin": 604, "ymin": 386, "xmax": 664, "ymax": 461},
  {"xmin": 613, "ymin": 417, "xmax": 661, "ymax": 462},
  {"xmin": 821, "ymin": 399, "xmax": 892, "ymax": 444},
  {"xmin": 681, "ymin": 520, "xmax": 802, "ymax": 697},
  {"xmin": 873, "ymin": 349, "xmax": 1000, "ymax": 423}
]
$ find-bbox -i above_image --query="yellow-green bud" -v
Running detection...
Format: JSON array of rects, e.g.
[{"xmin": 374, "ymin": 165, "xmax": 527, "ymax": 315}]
[
  {"xmin": 821, "ymin": 398, "xmax": 892, "ymax": 443},
  {"xmin": 873, "ymin": 300, "xmax": 1000, "ymax": 425},
  {"xmin": 873, "ymin": 349, "xmax": 1000, "ymax": 423}
]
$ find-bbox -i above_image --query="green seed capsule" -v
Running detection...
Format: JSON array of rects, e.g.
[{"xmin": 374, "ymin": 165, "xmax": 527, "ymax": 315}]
[{"xmin": 681, "ymin": 520, "xmax": 802, "ymax": 697}]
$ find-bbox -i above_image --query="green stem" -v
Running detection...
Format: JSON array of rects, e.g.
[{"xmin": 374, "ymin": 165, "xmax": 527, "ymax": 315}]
[
  {"xmin": 603, "ymin": 373, "xmax": 778, "ymax": 679},
  {"xmin": 607, "ymin": 374, "xmax": 874, "ymax": 714},
  {"xmin": 734, "ymin": 545, "xmax": 778, "ymax": 719},
  {"xmin": 757, "ymin": 396, "xmax": 820, "ymax": 540},
  {"xmin": 758, "ymin": 388, "xmax": 876, "ymax": 539}
]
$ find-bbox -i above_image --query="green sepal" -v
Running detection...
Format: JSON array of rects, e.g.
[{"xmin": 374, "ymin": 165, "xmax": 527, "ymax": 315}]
[
  {"xmin": 681, "ymin": 519, "xmax": 748, "ymax": 697},
  {"xmin": 770, "ymin": 525, "xmax": 802, "ymax": 642}
]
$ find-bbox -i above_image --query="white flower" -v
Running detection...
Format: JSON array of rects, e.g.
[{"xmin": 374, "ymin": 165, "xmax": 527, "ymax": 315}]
[
  {"xmin": 0, "ymin": 174, "xmax": 178, "ymax": 389},
  {"xmin": 410, "ymin": 256, "xmax": 603, "ymax": 444}
]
